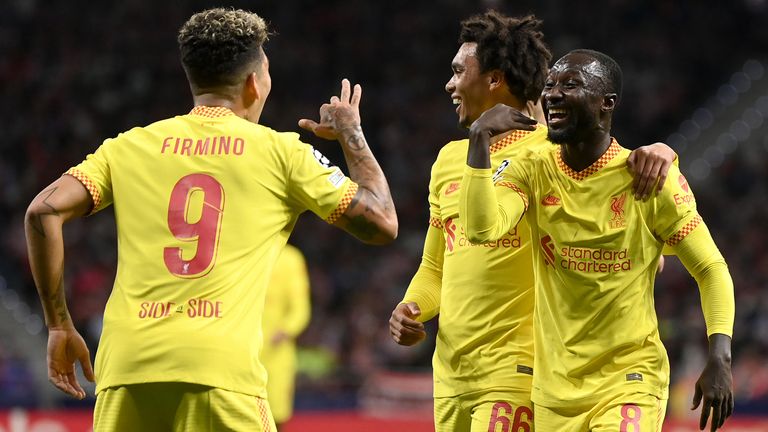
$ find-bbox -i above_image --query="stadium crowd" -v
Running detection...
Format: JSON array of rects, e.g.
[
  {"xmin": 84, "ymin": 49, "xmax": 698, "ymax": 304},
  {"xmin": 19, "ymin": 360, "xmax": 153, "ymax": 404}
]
[{"xmin": 1, "ymin": 0, "xmax": 767, "ymax": 417}]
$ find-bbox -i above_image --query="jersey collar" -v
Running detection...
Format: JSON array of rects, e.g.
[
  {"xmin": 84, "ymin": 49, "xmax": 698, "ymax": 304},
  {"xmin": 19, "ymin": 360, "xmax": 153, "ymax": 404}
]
[
  {"xmin": 556, "ymin": 137, "xmax": 621, "ymax": 181},
  {"xmin": 489, "ymin": 124, "xmax": 541, "ymax": 154},
  {"xmin": 189, "ymin": 106, "xmax": 236, "ymax": 118}
]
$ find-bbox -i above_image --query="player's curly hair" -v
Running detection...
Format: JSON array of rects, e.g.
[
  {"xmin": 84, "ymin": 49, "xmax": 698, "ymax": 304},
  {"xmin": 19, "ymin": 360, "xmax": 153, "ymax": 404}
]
[
  {"xmin": 178, "ymin": 8, "xmax": 271, "ymax": 90},
  {"xmin": 459, "ymin": 11, "xmax": 551, "ymax": 103}
]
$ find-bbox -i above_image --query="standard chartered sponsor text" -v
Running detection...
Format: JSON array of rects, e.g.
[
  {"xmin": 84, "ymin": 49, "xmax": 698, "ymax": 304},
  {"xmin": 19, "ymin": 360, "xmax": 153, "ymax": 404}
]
[{"xmin": 560, "ymin": 246, "xmax": 631, "ymax": 273}]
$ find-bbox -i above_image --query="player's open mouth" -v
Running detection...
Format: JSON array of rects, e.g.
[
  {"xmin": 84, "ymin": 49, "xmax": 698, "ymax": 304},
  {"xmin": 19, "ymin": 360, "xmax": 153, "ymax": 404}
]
[
  {"xmin": 452, "ymin": 97, "xmax": 462, "ymax": 114},
  {"xmin": 547, "ymin": 107, "xmax": 568, "ymax": 127}
]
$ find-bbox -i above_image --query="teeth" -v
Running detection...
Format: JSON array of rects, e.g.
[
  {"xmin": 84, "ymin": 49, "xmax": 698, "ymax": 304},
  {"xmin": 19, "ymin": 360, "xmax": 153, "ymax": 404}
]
[
  {"xmin": 452, "ymin": 98, "xmax": 461, "ymax": 105},
  {"xmin": 549, "ymin": 108, "xmax": 566, "ymax": 115}
]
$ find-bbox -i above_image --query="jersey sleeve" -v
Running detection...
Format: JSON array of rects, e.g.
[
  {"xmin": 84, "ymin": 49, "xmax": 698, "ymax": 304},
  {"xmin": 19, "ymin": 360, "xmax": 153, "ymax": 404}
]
[
  {"xmin": 652, "ymin": 166, "xmax": 700, "ymax": 245},
  {"xmin": 402, "ymin": 223, "xmax": 444, "ymax": 322},
  {"xmin": 459, "ymin": 155, "xmax": 532, "ymax": 243},
  {"xmin": 284, "ymin": 136, "xmax": 359, "ymax": 224},
  {"xmin": 65, "ymin": 138, "xmax": 115, "ymax": 214},
  {"xmin": 669, "ymin": 223, "xmax": 734, "ymax": 337},
  {"xmin": 402, "ymin": 164, "xmax": 444, "ymax": 322}
]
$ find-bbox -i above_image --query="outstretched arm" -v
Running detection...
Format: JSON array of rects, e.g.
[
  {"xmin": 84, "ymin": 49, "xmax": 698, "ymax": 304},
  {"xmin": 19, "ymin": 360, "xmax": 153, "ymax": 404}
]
[
  {"xmin": 390, "ymin": 223, "xmax": 444, "ymax": 346},
  {"xmin": 671, "ymin": 224, "xmax": 734, "ymax": 432},
  {"xmin": 299, "ymin": 79, "xmax": 397, "ymax": 245},
  {"xmin": 24, "ymin": 175, "xmax": 96, "ymax": 399}
]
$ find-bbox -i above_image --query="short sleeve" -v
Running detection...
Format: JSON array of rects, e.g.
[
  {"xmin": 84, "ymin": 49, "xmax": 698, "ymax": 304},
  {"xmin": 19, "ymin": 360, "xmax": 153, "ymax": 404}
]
[
  {"xmin": 285, "ymin": 138, "xmax": 358, "ymax": 224},
  {"xmin": 653, "ymin": 166, "xmax": 701, "ymax": 245},
  {"xmin": 66, "ymin": 138, "xmax": 115, "ymax": 215}
]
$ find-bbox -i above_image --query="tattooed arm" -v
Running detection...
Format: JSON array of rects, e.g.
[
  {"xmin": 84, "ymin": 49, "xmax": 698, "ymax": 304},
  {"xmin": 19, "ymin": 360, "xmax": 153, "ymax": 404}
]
[
  {"xmin": 24, "ymin": 174, "xmax": 95, "ymax": 399},
  {"xmin": 299, "ymin": 79, "xmax": 398, "ymax": 244}
]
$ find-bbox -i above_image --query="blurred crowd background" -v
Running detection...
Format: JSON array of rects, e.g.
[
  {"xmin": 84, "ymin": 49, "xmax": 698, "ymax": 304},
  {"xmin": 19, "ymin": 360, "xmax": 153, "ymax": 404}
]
[{"xmin": 1, "ymin": 0, "xmax": 767, "ymax": 421}]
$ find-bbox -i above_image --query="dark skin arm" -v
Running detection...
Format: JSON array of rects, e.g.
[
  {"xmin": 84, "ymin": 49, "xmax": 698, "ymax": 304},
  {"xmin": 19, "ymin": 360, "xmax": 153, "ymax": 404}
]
[
  {"xmin": 24, "ymin": 175, "xmax": 96, "ymax": 399},
  {"xmin": 627, "ymin": 143, "xmax": 677, "ymax": 199},
  {"xmin": 299, "ymin": 79, "xmax": 397, "ymax": 245},
  {"xmin": 466, "ymin": 104, "xmax": 537, "ymax": 168},
  {"xmin": 693, "ymin": 333, "xmax": 733, "ymax": 431},
  {"xmin": 389, "ymin": 302, "xmax": 426, "ymax": 346}
]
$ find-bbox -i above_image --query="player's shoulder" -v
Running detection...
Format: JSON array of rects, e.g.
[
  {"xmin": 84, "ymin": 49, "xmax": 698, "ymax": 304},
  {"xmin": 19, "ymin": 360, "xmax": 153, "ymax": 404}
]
[
  {"xmin": 436, "ymin": 138, "xmax": 469, "ymax": 161},
  {"xmin": 658, "ymin": 163, "xmax": 690, "ymax": 198},
  {"xmin": 430, "ymin": 138, "xmax": 468, "ymax": 176},
  {"xmin": 99, "ymin": 117, "xmax": 180, "ymax": 150},
  {"xmin": 508, "ymin": 126, "xmax": 554, "ymax": 158},
  {"xmin": 603, "ymin": 142, "xmax": 635, "ymax": 173},
  {"xmin": 217, "ymin": 117, "xmax": 303, "ymax": 147},
  {"xmin": 262, "ymin": 128, "xmax": 304, "ymax": 150},
  {"xmin": 613, "ymin": 142, "xmax": 633, "ymax": 159},
  {"xmin": 109, "ymin": 117, "xmax": 176, "ymax": 140},
  {"xmin": 232, "ymin": 121, "xmax": 308, "ymax": 157},
  {"xmin": 521, "ymin": 125, "xmax": 553, "ymax": 148}
]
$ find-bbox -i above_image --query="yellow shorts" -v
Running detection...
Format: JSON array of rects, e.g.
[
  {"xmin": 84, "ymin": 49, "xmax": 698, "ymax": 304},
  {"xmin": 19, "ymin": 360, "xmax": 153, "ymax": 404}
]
[
  {"xmin": 535, "ymin": 391, "xmax": 667, "ymax": 432},
  {"xmin": 434, "ymin": 388, "xmax": 534, "ymax": 432},
  {"xmin": 93, "ymin": 383, "xmax": 276, "ymax": 432}
]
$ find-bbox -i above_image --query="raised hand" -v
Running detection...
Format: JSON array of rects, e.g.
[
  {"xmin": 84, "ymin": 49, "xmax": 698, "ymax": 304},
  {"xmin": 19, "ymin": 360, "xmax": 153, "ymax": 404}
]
[
  {"xmin": 627, "ymin": 142, "xmax": 677, "ymax": 200},
  {"xmin": 47, "ymin": 326, "xmax": 95, "ymax": 399},
  {"xmin": 470, "ymin": 103, "xmax": 537, "ymax": 138},
  {"xmin": 299, "ymin": 78, "xmax": 362, "ymax": 141},
  {"xmin": 389, "ymin": 302, "xmax": 426, "ymax": 346},
  {"xmin": 467, "ymin": 104, "xmax": 537, "ymax": 169}
]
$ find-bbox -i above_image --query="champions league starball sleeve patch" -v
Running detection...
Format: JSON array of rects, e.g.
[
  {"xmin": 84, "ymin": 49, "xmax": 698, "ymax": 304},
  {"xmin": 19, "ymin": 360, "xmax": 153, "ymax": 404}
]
[
  {"xmin": 310, "ymin": 146, "xmax": 335, "ymax": 169},
  {"xmin": 308, "ymin": 146, "xmax": 346, "ymax": 188},
  {"xmin": 492, "ymin": 159, "xmax": 510, "ymax": 182}
]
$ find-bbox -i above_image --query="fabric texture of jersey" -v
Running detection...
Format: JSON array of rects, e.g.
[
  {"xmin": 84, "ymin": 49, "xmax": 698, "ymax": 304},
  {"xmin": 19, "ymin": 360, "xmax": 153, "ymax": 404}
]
[
  {"xmin": 489, "ymin": 139, "xmax": 700, "ymax": 408},
  {"xmin": 404, "ymin": 126, "xmax": 551, "ymax": 397},
  {"xmin": 67, "ymin": 106, "xmax": 356, "ymax": 397},
  {"xmin": 261, "ymin": 243, "xmax": 311, "ymax": 422}
]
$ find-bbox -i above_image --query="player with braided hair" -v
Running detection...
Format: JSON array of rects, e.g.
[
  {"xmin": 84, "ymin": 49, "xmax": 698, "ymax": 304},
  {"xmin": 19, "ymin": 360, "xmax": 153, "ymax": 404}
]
[
  {"xmin": 458, "ymin": 13, "xmax": 550, "ymax": 111},
  {"xmin": 389, "ymin": 11, "xmax": 676, "ymax": 431},
  {"xmin": 459, "ymin": 48, "xmax": 733, "ymax": 432}
]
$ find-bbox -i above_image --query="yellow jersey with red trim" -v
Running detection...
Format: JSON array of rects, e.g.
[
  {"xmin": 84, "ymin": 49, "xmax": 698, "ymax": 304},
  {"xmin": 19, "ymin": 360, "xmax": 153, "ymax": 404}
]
[
  {"xmin": 489, "ymin": 139, "xmax": 699, "ymax": 408},
  {"xmin": 407, "ymin": 126, "xmax": 551, "ymax": 397},
  {"xmin": 66, "ymin": 106, "xmax": 356, "ymax": 397}
]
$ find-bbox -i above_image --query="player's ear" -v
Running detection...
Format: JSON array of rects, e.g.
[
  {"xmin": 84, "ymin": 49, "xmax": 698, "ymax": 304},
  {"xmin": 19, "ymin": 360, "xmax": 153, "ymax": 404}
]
[
  {"xmin": 602, "ymin": 93, "xmax": 618, "ymax": 113},
  {"xmin": 488, "ymin": 69, "xmax": 505, "ymax": 91},
  {"xmin": 243, "ymin": 72, "xmax": 261, "ymax": 106}
]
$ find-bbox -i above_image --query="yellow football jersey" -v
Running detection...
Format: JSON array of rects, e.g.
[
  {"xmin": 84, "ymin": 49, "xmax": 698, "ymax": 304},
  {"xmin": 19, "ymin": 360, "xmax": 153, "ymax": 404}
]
[
  {"xmin": 404, "ymin": 126, "xmax": 551, "ymax": 397},
  {"xmin": 486, "ymin": 139, "xmax": 700, "ymax": 408},
  {"xmin": 67, "ymin": 106, "xmax": 356, "ymax": 397}
]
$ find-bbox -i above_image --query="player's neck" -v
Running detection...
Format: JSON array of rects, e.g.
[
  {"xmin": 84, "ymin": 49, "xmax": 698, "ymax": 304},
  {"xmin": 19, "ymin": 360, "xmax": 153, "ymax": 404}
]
[
  {"xmin": 560, "ymin": 132, "xmax": 612, "ymax": 172},
  {"xmin": 495, "ymin": 95, "xmax": 535, "ymax": 119},
  {"xmin": 192, "ymin": 93, "xmax": 246, "ymax": 117}
]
